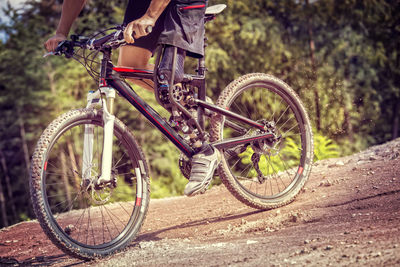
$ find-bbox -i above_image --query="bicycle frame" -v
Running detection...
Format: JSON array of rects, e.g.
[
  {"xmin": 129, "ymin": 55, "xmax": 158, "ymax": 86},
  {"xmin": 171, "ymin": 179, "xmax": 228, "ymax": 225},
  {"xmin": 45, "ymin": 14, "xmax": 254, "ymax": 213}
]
[{"xmin": 86, "ymin": 45, "xmax": 273, "ymax": 184}]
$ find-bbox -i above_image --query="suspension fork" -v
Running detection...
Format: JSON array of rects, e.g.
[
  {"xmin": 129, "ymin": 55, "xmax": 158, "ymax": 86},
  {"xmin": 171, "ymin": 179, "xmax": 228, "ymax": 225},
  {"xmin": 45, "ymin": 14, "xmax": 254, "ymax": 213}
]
[
  {"xmin": 82, "ymin": 90, "xmax": 99, "ymax": 181},
  {"xmin": 97, "ymin": 86, "xmax": 116, "ymax": 185},
  {"xmin": 82, "ymin": 87, "xmax": 116, "ymax": 185}
]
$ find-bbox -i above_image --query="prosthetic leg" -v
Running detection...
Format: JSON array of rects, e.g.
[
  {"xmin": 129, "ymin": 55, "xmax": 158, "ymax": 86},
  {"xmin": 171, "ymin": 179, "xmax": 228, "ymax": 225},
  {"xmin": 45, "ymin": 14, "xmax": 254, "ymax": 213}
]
[
  {"xmin": 155, "ymin": 45, "xmax": 219, "ymax": 196},
  {"xmin": 156, "ymin": 45, "xmax": 209, "ymax": 150}
]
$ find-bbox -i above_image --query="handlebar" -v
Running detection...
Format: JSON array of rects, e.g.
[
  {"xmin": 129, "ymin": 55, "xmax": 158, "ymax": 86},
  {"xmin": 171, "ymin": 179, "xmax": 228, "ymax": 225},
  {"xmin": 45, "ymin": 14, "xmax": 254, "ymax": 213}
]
[
  {"xmin": 45, "ymin": 25, "xmax": 153, "ymax": 58},
  {"xmin": 89, "ymin": 30, "xmax": 125, "ymax": 49}
]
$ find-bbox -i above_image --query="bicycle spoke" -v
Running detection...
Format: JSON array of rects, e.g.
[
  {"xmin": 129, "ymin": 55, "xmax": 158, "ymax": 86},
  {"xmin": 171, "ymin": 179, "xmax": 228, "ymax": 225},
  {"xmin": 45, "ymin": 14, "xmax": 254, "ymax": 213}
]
[
  {"xmin": 270, "ymin": 95, "xmax": 283, "ymax": 122},
  {"xmin": 282, "ymin": 123, "xmax": 300, "ymax": 138},
  {"xmin": 114, "ymin": 161, "xmax": 131, "ymax": 170},
  {"xmin": 275, "ymin": 105, "xmax": 290, "ymax": 125},
  {"xmin": 277, "ymin": 153, "xmax": 296, "ymax": 181},
  {"xmin": 228, "ymin": 157, "xmax": 242, "ymax": 171},
  {"xmin": 103, "ymin": 205, "xmax": 122, "ymax": 236},
  {"xmin": 238, "ymin": 163, "xmax": 252, "ymax": 179},
  {"xmin": 281, "ymin": 132, "xmax": 300, "ymax": 138},
  {"xmin": 265, "ymin": 156, "xmax": 281, "ymax": 193},
  {"xmin": 278, "ymin": 114, "xmax": 295, "ymax": 132},
  {"xmin": 89, "ymin": 207, "xmax": 97, "ymax": 245},
  {"xmin": 100, "ymin": 205, "xmax": 113, "ymax": 242},
  {"xmin": 85, "ymin": 207, "xmax": 91, "ymax": 244},
  {"xmin": 117, "ymin": 202, "xmax": 133, "ymax": 217},
  {"xmin": 75, "ymin": 207, "xmax": 87, "ymax": 241},
  {"xmin": 232, "ymin": 101, "xmax": 247, "ymax": 121},
  {"xmin": 114, "ymin": 153, "xmax": 126, "ymax": 169}
]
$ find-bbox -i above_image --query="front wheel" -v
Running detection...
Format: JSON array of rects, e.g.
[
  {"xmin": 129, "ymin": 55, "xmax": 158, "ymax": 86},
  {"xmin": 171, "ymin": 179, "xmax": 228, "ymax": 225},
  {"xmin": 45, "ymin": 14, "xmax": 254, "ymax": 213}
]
[
  {"xmin": 211, "ymin": 73, "xmax": 313, "ymax": 210},
  {"xmin": 30, "ymin": 108, "xmax": 150, "ymax": 259}
]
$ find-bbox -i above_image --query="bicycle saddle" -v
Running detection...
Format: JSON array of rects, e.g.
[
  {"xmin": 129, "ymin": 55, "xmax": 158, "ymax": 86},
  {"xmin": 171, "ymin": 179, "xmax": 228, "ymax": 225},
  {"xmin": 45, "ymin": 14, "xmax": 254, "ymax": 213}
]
[{"xmin": 205, "ymin": 4, "xmax": 227, "ymax": 16}]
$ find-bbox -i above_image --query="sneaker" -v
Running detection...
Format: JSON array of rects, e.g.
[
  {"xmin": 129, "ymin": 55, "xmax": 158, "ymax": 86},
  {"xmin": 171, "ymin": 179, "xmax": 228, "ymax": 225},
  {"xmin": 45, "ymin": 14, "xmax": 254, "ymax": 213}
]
[{"xmin": 184, "ymin": 146, "xmax": 220, "ymax": 196}]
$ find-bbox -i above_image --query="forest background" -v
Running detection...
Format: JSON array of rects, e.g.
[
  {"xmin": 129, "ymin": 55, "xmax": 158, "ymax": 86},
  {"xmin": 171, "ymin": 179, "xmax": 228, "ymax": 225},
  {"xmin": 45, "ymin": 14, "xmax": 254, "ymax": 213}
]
[{"xmin": 0, "ymin": 0, "xmax": 399, "ymax": 228}]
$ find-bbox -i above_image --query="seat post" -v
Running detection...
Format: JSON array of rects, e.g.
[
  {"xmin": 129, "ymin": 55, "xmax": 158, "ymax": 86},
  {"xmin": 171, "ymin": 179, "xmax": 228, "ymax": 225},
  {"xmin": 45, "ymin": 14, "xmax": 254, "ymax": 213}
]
[
  {"xmin": 197, "ymin": 35, "xmax": 208, "ymax": 130},
  {"xmin": 197, "ymin": 38, "xmax": 207, "ymax": 77}
]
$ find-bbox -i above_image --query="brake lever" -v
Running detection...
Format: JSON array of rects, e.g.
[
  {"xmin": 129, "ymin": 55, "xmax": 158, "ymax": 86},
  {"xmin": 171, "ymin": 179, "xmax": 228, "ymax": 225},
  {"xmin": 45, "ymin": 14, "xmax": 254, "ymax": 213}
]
[
  {"xmin": 105, "ymin": 29, "xmax": 126, "ymax": 48},
  {"xmin": 43, "ymin": 51, "xmax": 60, "ymax": 58},
  {"xmin": 43, "ymin": 52, "xmax": 54, "ymax": 58}
]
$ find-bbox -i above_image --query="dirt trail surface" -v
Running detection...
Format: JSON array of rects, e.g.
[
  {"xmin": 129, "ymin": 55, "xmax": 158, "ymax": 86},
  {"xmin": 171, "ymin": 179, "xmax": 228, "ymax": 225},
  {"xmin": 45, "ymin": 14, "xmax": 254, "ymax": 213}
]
[{"xmin": 1, "ymin": 139, "xmax": 400, "ymax": 266}]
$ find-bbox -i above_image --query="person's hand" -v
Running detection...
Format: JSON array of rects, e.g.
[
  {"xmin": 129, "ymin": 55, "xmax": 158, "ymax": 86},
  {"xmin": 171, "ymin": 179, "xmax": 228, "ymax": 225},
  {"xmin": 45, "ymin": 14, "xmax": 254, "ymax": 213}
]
[
  {"xmin": 44, "ymin": 33, "xmax": 67, "ymax": 52},
  {"xmin": 124, "ymin": 15, "xmax": 155, "ymax": 44}
]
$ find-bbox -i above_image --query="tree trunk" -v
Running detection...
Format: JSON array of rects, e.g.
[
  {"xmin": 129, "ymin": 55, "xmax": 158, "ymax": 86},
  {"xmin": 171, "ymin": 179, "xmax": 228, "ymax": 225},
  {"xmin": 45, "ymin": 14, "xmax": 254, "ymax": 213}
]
[
  {"xmin": 343, "ymin": 105, "xmax": 354, "ymax": 142},
  {"xmin": 0, "ymin": 150, "xmax": 18, "ymax": 222},
  {"xmin": 17, "ymin": 110, "xmax": 31, "ymax": 174},
  {"xmin": 0, "ymin": 175, "xmax": 8, "ymax": 227},
  {"xmin": 17, "ymin": 108, "xmax": 33, "ymax": 218},
  {"xmin": 45, "ymin": 61, "xmax": 57, "ymax": 95},
  {"xmin": 392, "ymin": 100, "xmax": 399, "ymax": 140},
  {"xmin": 305, "ymin": 0, "xmax": 321, "ymax": 131}
]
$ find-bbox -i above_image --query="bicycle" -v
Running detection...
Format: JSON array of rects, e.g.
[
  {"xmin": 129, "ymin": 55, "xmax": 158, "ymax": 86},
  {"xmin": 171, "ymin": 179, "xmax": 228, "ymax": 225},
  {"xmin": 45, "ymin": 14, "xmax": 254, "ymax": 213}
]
[{"xmin": 30, "ymin": 4, "xmax": 313, "ymax": 259}]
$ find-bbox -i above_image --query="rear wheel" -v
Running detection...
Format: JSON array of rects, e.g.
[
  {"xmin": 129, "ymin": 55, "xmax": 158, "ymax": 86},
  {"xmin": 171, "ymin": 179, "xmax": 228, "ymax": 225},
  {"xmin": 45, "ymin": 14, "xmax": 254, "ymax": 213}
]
[
  {"xmin": 30, "ymin": 108, "xmax": 150, "ymax": 259},
  {"xmin": 211, "ymin": 73, "xmax": 313, "ymax": 210}
]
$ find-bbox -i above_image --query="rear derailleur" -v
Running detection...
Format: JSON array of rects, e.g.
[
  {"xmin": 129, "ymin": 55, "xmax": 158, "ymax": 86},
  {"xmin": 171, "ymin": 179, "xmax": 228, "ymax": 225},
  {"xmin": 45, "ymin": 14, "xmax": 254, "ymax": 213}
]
[{"xmin": 249, "ymin": 120, "xmax": 282, "ymax": 184}]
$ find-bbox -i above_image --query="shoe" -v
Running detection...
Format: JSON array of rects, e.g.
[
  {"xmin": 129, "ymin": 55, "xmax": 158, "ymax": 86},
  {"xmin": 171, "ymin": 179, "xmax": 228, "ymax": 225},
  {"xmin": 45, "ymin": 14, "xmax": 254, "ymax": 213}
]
[{"xmin": 184, "ymin": 146, "xmax": 220, "ymax": 196}]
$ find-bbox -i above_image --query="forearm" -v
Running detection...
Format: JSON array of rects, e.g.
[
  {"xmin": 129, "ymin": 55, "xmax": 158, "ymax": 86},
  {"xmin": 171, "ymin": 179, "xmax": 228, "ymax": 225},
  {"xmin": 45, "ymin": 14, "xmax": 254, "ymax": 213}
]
[
  {"xmin": 56, "ymin": 0, "xmax": 86, "ymax": 36},
  {"xmin": 146, "ymin": 0, "xmax": 171, "ymax": 20},
  {"xmin": 124, "ymin": 0, "xmax": 170, "ymax": 43}
]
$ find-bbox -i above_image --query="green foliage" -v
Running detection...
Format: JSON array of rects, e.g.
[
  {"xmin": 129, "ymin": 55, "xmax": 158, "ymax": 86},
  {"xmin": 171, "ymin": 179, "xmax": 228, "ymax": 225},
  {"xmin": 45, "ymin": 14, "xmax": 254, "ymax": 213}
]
[
  {"xmin": 238, "ymin": 137, "xmax": 301, "ymax": 178},
  {"xmin": 238, "ymin": 132, "xmax": 340, "ymax": 177},
  {"xmin": 313, "ymin": 133, "xmax": 340, "ymax": 161},
  {"xmin": 109, "ymin": 178, "xmax": 135, "ymax": 202}
]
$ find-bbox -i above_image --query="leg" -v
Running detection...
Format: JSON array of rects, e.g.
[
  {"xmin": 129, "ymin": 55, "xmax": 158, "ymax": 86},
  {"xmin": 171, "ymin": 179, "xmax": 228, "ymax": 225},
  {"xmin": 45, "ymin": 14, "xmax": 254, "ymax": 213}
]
[{"xmin": 118, "ymin": 45, "xmax": 154, "ymax": 92}]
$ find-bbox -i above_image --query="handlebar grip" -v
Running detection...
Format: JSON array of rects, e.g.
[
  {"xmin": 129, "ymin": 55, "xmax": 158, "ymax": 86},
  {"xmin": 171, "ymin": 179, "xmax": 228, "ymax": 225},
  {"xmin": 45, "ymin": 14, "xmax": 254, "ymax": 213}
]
[
  {"xmin": 131, "ymin": 26, "xmax": 153, "ymax": 39},
  {"xmin": 145, "ymin": 26, "xmax": 153, "ymax": 34},
  {"xmin": 55, "ymin": 40, "xmax": 74, "ymax": 58}
]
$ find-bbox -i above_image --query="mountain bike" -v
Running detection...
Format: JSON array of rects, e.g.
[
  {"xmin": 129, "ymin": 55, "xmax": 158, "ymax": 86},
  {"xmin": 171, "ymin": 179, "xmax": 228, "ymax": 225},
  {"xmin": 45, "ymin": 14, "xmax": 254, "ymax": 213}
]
[{"xmin": 30, "ymin": 4, "xmax": 313, "ymax": 259}]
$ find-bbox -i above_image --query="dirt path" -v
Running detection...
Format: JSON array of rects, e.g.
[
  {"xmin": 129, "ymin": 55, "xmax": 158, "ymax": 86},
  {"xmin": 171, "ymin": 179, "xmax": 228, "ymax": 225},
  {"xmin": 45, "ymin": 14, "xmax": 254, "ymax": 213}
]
[{"xmin": 1, "ymin": 139, "xmax": 400, "ymax": 266}]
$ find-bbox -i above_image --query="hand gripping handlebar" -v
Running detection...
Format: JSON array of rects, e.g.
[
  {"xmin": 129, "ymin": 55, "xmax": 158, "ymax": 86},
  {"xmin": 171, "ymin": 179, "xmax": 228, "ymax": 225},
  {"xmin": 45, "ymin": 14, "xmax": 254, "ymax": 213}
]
[{"xmin": 43, "ymin": 25, "xmax": 153, "ymax": 58}]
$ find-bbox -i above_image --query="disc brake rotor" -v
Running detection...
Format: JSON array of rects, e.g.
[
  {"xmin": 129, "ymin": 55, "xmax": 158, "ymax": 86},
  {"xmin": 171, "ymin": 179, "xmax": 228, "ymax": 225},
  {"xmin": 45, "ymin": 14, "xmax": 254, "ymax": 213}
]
[
  {"xmin": 91, "ymin": 187, "xmax": 112, "ymax": 205},
  {"xmin": 81, "ymin": 170, "xmax": 118, "ymax": 205}
]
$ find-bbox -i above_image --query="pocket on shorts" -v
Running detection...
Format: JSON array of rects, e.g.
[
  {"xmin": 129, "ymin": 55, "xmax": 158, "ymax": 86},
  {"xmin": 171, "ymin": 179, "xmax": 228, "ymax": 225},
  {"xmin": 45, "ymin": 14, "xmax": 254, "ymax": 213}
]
[{"xmin": 176, "ymin": 3, "xmax": 206, "ymax": 44}]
